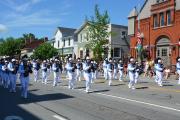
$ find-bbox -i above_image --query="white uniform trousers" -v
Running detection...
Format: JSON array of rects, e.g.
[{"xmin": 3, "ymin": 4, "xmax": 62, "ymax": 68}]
[
  {"xmin": 21, "ymin": 76, "xmax": 30, "ymax": 98},
  {"xmin": 135, "ymin": 72, "xmax": 139, "ymax": 84},
  {"xmin": 4, "ymin": 73, "xmax": 10, "ymax": 88},
  {"xmin": 177, "ymin": 70, "xmax": 180, "ymax": 84},
  {"xmin": 104, "ymin": 68, "xmax": 108, "ymax": 80},
  {"xmin": 33, "ymin": 69, "xmax": 39, "ymax": 82},
  {"xmin": 42, "ymin": 71, "xmax": 47, "ymax": 84},
  {"xmin": 128, "ymin": 71, "xmax": 135, "ymax": 89},
  {"xmin": 0, "ymin": 71, "xmax": 2, "ymax": 85},
  {"xmin": 76, "ymin": 69, "xmax": 82, "ymax": 81},
  {"xmin": 119, "ymin": 70, "xmax": 123, "ymax": 81},
  {"xmin": 108, "ymin": 71, "xmax": 113, "ymax": 86},
  {"xmin": 53, "ymin": 71, "xmax": 60, "ymax": 86},
  {"xmin": 68, "ymin": 72, "xmax": 75, "ymax": 89},
  {"xmin": 84, "ymin": 72, "xmax": 91, "ymax": 93},
  {"xmin": 155, "ymin": 71, "xmax": 163, "ymax": 86},
  {"xmin": 113, "ymin": 69, "xmax": 118, "ymax": 79},
  {"xmin": 10, "ymin": 73, "xmax": 17, "ymax": 92}
]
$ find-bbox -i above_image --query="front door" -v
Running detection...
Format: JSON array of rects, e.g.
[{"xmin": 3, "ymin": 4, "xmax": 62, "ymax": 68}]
[{"xmin": 156, "ymin": 46, "xmax": 170, "ymax": 66}]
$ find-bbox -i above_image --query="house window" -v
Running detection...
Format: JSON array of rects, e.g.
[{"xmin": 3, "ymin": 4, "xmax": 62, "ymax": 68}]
[
  {"xmin": 167, "ymin": 10, "xmax": 171, "ymax": 25},
  {"xmin": 121, "ymin": 31, "xmax": 126, "ymax": 38},
  {"xmin": 58, "ymin": 41, "xmax": 59, "ymax": 48},
  {"xmin": 160, "ymin": 13, "xmax": 165, "ymax": 26},
  {"xmin": 63, "ymin": 39, "xmax": 65, "ymax": 47},
  {"xmin": 80, "ymin": 50, "xmax": 83, "ymax": 58},
  {"xmin": 157, "ymin": 49, "xmax": 160, "ymax": 56},
  {"xmin": 80, "ymin": 34, "xmax": 83, "ymax": 42},
  {"xmin": 68, "ymin": 38, "xmax": 70, "ymax": 46},
  {"xmin": 86, "ymin": 49, "xmax": 89, "ymax": 56},
  {"xmin": 153, "ymin": 14, "xmax": 158, "ymax": 28},
  {"xmin": 162, "ymin": 48, "xmax": 168, "ymax": 56},
  {"xmin": 86, "ymin": 33, "xmax": 89, "ymax": 41},
  {"xmin": 114, "ymin": 48, "xmax": 120, "ymax": 57}
]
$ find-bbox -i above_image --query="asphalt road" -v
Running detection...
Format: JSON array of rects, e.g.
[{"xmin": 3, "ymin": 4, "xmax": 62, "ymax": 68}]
[{"xmin": 1, "ymin": 73, "xmax": 180, "ymax": 120}]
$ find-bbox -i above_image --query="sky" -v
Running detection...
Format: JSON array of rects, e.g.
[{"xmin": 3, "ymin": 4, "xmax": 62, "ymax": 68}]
[{"xmin": 0, "ymin": 0, "xmax": 145, "ymax": 39}]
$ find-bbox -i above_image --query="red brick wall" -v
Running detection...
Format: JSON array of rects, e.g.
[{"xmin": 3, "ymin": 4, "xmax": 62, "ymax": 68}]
[{"xmin": 130, "ymin": 1, "xmax": 180, "ymax": 65}]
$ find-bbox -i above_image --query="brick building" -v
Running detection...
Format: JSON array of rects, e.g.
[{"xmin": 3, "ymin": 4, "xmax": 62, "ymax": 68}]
[{"xmin": 128, "ymin": 0, "xmax": 180, "ymax": 65}]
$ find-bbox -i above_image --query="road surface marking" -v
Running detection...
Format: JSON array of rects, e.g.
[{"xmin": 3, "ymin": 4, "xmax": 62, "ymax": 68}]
[
  {"xmin": 4, "ymin": 116, "xmax": 23, "ymax": 120},
  {"xmin": 53, "ymin": 115, "xmax": 68, "ymax": 120},
  {"xmin": 96, "ymin": 93, "xmax": 180, "ymax": 112},
  {"xmin": 61, "ymin": 83, "xmax": 180, "ymax": 112}
]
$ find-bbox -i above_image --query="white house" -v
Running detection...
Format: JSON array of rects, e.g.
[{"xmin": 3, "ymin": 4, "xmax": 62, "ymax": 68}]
[
  {"xmin": 74, "ymin": 21, "xmax": 130, "ymax": 59},
  {"xmin": 52, "ymin": 27, "xmax": 76, "ymax": 58}
]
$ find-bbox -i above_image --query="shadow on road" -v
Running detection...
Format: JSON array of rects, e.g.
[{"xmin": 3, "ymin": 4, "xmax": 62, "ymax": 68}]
[
  {"xmin": 136, "ymin": 86, "xmax": 149, "ymax": 89},
  {"xmin": 0, "ymin": 85, "xmax": 74, "ymax": 120}
]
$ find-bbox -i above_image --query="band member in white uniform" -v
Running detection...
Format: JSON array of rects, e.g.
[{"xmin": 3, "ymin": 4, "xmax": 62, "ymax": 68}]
[
  {"xmin": 127, "ymin": 57, "xmax": 136, "ymax": 89},
  {"xmin": 66, "ymin": 57, "xmax": 76, "ymax": 89},
  {"xmin": 107, "ymin": 58, "xmax": 114, "ymax": 86},
  {"xmin": 41, "ymin": 60, "xmax": 48, "ymax": 84},
  {"xmin": 154, "ymin": 58, "xmax": 164, "ymax": 87},
  {"xmin": 176, "ymin": 57, "xmax": 180, "ymax": 85},
  {"xmin": 52, "ymin": 59, "xmax": 61, "ymax": 87},
  {"xmin": 118, "ymin": 59, "xmax": 124, "ymax": 81},
  {"xmin": 83, "ymin": 56, "xmax": 93, "ymax": 93}
]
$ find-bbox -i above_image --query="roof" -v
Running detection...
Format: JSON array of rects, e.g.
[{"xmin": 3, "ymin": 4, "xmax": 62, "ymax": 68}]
[
  {"xmin": 55, "ymin": 27, "xmax": 76, "ymax": 37},
  {"xmin": 74, "ymin": 21, "xmax": 90, "ymax": 34},
  {"xmin": 137, "ymin": 0, "xmax": 156, "ymax": 20},
  {"xmin": 110, "ymin": 24, "xmax": 128, "ymax": 29},
  {"xmin": 128, "ymin": 7, "xmax": 138, "ymax": 18},
  {"xmin": 24, "ymin": 40, "xmax": 45, "ymax": 50}
]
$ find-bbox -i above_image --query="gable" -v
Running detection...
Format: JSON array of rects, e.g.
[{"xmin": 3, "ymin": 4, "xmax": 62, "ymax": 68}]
[{"xmin": 138, "ymin": 0, "xmax": 157, "ymax": 20}]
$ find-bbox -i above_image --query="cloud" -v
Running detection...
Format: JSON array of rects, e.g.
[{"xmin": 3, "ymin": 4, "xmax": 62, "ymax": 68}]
[
  {"xmin": 5, "ymin": 10, "xmax": 63, "ymax": 28},
  {"xmin": 1, "ymin": 0, "xmax": 71, "ymax": 28},
  {"xmin": 0, "ymin": 0, "xmax": 42, "ymax": 12},
  {"xmin": 0, "ymin": 24, "xmax": 8, "ymax": 32}
]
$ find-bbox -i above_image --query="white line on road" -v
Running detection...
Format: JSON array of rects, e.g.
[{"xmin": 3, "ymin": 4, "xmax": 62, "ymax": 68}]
[
  {"xmin": 62, "ymin": 86, "xmax": 180, "ymax": 112},
  {"xmin": 96, "ymin": 93, "xmax": 180, "ymax": 112},
  {"xmin": 53, "ymin": 115, "xmax": 68, "ymax": 120}
]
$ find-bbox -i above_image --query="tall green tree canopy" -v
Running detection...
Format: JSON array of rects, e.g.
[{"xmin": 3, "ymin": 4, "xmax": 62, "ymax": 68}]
[
  {"xmin": 0, "ymin": 37, "xmax": 24, "ymax": 57},
  {"xmin": 32, "ymin": 43, "xmax": 58, "ymax": 60},
  {"xmin": 86, "ymin": 4, "xmax": 110, "ymax": 61}
]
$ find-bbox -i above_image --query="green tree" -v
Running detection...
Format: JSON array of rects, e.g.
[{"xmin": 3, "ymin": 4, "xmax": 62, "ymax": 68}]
[
  {"xmin": 0, "ymin": 37, "xmax": 24, "ymax": 57},
  {"xmin": 32, "ymin": 43, "xmax": 58, "ymax": 60},
  {"xmin": 86, "ymin": 4, "xmax": 110, "ymax": 61}
]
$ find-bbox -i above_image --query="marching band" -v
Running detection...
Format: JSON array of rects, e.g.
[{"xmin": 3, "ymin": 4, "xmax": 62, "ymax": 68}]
[{"xmin": 0, "ymin": 56, "xmax": 180, "ymax": 99}]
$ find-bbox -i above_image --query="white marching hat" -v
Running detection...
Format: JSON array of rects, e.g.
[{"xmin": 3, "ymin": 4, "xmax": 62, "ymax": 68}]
[
  {"xmin": 178, "ymin": 58, "xmax": 180, "ymax": 62},
  {"xmin": 158, "ymin": 59, "xmax": 162, "ymax": 63},
  {"xmin": 86, "ymin": 56, "xmax": 90, "ymax": 60},
  {"xmin": 55, "ymin": 59, "xmax": 58, "ymax": 62},
  {"xmin": 130, "ymin": 58, "xmax": 134, "ymax": 62},
  {"xmin": 12, "ymin": 59, "xmax": 16, "ymax": 62},
  {"xmin": 69, "ymin": 57, "xmax": 72, "ymax": 61},
  {"xmin": 43, "ymin": 60, "xmax": 46, "ymax": 63}
]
